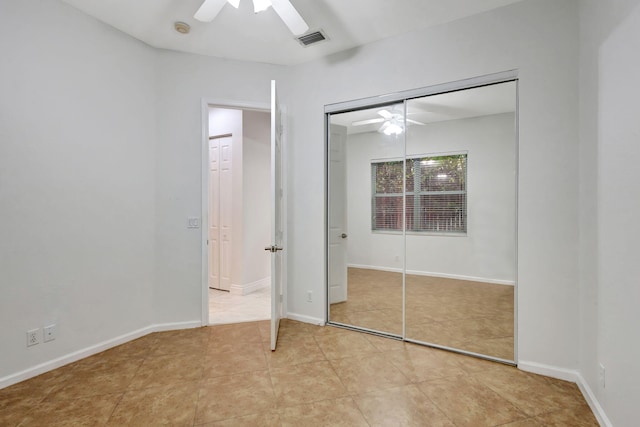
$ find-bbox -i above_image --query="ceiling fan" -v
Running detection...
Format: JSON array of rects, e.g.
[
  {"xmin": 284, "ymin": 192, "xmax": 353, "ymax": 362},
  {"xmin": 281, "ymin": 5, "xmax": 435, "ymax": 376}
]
[
  {"xmin": 194, "ymin": 0, "xmax": 309, "ymax": 36},
  {"xmin": 352, "ymin": 109, "xmax": 425, "ymax": 136}
]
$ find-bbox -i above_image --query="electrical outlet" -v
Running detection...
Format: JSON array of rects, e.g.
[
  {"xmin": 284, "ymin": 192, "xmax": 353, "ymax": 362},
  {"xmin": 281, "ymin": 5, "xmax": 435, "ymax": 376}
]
[
  {"xmin": 44, "ymin": 324, "xmax": 57, "ymax": 342},
  {"xmin": 27, "ymin": 329, "xmax": 40, "ymax": 347},
  {"xmin": 307, "ymin": 291, "xmax": 313, "ymax": 302},
  {"xmin": 599, "ymin": 363, "xmax": 606, "ymax": 388}
]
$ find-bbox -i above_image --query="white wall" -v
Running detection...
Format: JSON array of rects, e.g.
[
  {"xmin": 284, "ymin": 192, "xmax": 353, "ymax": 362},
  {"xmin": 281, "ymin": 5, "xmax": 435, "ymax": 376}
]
[
  {"xmin": 242, "ymin": 111, "xmax": 271, "ymax": 287},
  {"xmin": 286, "ymin": 0, "xmax": 580, "ymax": 370},
  {"xmin": 153, "ymin": 51, "xmax": 284, "ymax": 324},
  {"xmin": 0, "ymin": 0, "xmax": 285, "ymax": 386},
  {"xmin": 346, "ymin": 113, "xmax": 516, "ymax": 284},
  {"xmin": 579, "ymin": 1, "xmax": 640, "ymax": 426},
  {"xmin": 0, "ymin": 0, "xmax": 156, "ymax": 381}
]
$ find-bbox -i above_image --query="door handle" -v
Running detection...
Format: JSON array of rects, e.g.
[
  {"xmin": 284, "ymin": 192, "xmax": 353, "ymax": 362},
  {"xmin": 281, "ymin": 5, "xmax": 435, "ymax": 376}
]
[
  {"xmin": 341, "ymin": 233, "xmax": 348, "ymax": 239},
  {"xmin": 264, "ymin": 245, "xmax": 284, "ymax": 253}
]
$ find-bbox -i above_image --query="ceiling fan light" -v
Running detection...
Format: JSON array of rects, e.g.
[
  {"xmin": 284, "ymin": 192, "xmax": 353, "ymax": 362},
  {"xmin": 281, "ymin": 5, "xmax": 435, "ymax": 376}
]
[
  {"xmin": 227, "ymin": 0, "xmax": 240, "ymax": 8},
  {"xmin": 253, "ymin": 0, "xmax": 272, "ymax": 13},
  {"xmin": 382, "ymin": 122, "xmax": 403, "ymax": 136}
]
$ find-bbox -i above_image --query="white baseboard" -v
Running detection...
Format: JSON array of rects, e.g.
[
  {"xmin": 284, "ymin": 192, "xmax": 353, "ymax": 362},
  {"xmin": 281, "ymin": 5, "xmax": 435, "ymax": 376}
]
[
  {"xmin": 286, "ymin": 312, "xmax": 325, "ymax": 326},
  {"xmin": 575, "ymin": 372, "xmax": 612, "ymax": 427},
  {"xmin": 230, "ymin": 277, "xmax": 270, "ymax": 296},
  {"xmin": 149, "ymin": 320, "xmax": 203, "ymax": 333},
  {"xmin": 347, "ymin": 264, "xmax": 515, "ymax": 286},
  {"xmin": 518, "ymin": 360, "xmax": 579, "ymax": 382},
  {"xmin": 349, "ymin": 264, "xmax": 403, "ymax": 274},
  {"xmin": 518, "ymin": 361, "xmax": 611, "ymax": 427},
  {"xmin": 0, "ymin": 320, "xmax": 203, "ymax": 390}
]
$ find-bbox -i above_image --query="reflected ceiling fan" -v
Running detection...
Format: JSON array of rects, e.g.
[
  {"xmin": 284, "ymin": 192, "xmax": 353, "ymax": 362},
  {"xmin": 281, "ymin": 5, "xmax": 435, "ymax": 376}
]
[
  {"xmin": 194, "ymin": 0, "xmax": 309, "ymax": 35},
  {"xmin": 352, "ymin": 109, "xmax": 425, "ymax": 136}
]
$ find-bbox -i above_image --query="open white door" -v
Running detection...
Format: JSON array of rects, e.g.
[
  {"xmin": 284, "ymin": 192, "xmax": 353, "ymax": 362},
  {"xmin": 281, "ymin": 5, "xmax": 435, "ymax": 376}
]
[
  {"xmin": 267, "ymin": 80, "xmax": 285, "ymax": 351},
  {"xmin": 328, "ymin": 124, "xmax": 348, "ymax": 303}
]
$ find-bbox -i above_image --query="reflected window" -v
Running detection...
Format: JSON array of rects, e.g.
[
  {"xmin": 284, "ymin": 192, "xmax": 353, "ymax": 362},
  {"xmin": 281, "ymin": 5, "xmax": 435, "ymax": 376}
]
[{"xmin": 371, "ymin": 153, "xmax": 467, "ymax": 233}]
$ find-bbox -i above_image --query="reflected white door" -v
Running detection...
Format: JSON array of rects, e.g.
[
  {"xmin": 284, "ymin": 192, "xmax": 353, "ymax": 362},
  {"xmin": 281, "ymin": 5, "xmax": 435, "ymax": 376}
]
[
  {"xmin": 269, "ymin": 80, "xmax": 285, "ymax": 351},
  {"xmin": 328, "ymin": 124, "xmax": 348, "ymax": 303},
  {"xmin": 208, "ymin": 135, "xmax": 233, "ymax": 291}
]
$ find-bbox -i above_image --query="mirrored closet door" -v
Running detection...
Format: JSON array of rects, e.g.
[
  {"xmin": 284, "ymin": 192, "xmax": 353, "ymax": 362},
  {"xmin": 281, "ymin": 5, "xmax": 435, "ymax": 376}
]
[
  {"xmin": 327, "ymin": 102, "xmax": 405, "ymax": 336},
  {"xmin": 404, "ymin": 82, "xmax": 517, "ymax": 361},
  {"xmin": 327, "ymin": 77, "xmax": 518, "ymax": 363}
]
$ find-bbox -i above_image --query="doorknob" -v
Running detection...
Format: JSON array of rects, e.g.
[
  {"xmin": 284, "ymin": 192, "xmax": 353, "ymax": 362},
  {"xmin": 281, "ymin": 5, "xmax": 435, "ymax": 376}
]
[
  {"xmin": 264, "ymin": 245, "xmax": 284, "ymax": 253},
  {"xmin": 341, "ymin": 233, "xmax": 348, "ymax": 239}
]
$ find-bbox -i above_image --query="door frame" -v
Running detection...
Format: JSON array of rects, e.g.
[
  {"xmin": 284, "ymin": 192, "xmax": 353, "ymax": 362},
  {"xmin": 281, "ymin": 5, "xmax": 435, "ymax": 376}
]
[
  {"xmin": 323, "ymin": 70, "xmax": 519, "ymax": 364},
  {"xmin": 200, "ymin": 97, "xmax": 288, "ymax": 326}
]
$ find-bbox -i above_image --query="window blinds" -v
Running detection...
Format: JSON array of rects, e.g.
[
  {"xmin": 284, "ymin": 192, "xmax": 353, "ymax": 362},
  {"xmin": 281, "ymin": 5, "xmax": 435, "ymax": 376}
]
[{"xmin": 372, "ymin": 154, "xmax": 467, "ymax": 233}]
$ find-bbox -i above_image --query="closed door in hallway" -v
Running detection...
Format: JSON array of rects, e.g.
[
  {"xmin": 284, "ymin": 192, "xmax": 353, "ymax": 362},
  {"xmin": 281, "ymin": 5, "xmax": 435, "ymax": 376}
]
[{"xmin": 209, "ymin": 134, "xmax": 233, "ymax": 291}]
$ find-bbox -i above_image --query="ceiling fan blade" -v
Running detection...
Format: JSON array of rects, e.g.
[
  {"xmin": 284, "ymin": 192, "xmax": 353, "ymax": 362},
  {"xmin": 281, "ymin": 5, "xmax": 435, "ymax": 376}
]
[
  {"xmin": 352, "ymin": 118, "xmax": 385, "ymax": 127},
  {"xmin": 378, "ymin": 110, "xmax": 393, "ymax": 119},
  {"xmin": 406, "ymin": 119, "xmax": 426, "ymax": 126},
  {"xmin": 194, "ymin": 0, "xmax": 227, "ymax": 22},
  {"xmin": 271, "ymin": 0, "xmax": 309, "ymax": 35}
]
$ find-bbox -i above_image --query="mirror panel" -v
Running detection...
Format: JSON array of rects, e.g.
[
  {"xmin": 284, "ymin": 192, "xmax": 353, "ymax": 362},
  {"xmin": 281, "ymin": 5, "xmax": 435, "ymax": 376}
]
[
  {"xmin": 328, "ymin": 102, "xmax": 405, "ymax": 336},
  {"xmin": 404, "ymin": 82, "xmax": 517, "ymax": 360}
]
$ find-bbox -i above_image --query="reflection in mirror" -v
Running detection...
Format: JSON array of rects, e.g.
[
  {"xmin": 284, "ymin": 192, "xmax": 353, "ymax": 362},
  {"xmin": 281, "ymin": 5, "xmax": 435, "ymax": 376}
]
[
  {"xmin": 404, "ymin": 82, "xmax": 517, "ymax": 361},
  {"xmin": 326, "ymin": 80, "xmax": 517, "ymax": 362},
  {"xmin": 328, "ymin": 102, "xmax": 405, "ymax": 336}
]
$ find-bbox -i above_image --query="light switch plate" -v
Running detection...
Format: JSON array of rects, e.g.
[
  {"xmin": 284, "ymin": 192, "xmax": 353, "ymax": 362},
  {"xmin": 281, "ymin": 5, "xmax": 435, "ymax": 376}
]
[{"xmin": 187, "ymin": 217, "xmax": 200, "ymax": 229}]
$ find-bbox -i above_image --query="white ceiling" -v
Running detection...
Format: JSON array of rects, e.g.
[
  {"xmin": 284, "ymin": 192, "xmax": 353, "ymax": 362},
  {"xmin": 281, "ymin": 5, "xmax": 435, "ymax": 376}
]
[
  {"xmin": 330, "ymin": 81, "xmax": 517, "ymax": 134},
  {"xmin": 60, "ymin": 0, "xmax": 524, "ymax": 65}
]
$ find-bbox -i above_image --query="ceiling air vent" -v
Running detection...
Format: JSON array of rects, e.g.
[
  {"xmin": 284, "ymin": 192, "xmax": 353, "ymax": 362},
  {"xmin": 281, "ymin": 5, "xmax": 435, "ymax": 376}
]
[{"xmin": 297, "ymin": 30, "xmax": 328, "ymax": 47}]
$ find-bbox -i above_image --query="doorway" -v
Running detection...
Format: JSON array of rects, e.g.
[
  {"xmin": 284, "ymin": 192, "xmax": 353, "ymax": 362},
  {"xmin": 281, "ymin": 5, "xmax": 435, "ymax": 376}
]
[
  {"xmin": 206, "ymin": 106, "xmax": 272, "ymax": 325},
  {"xmin": 325, "ymin": 73, "xmax": 518, "ymax": 364}
]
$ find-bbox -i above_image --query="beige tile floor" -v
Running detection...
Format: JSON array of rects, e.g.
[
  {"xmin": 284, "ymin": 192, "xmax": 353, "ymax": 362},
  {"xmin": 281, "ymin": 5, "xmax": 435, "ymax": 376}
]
[
  {"xmin": 0, "ymin": 320, "xmax": 598, "ymax": 426},
  {"xmin": 330, "ymin": 268, "xmax": 515, "ymax": 360},
  {"xmin": 209, "ymin": 286, "xmax": 271, "ymax": 325}
]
